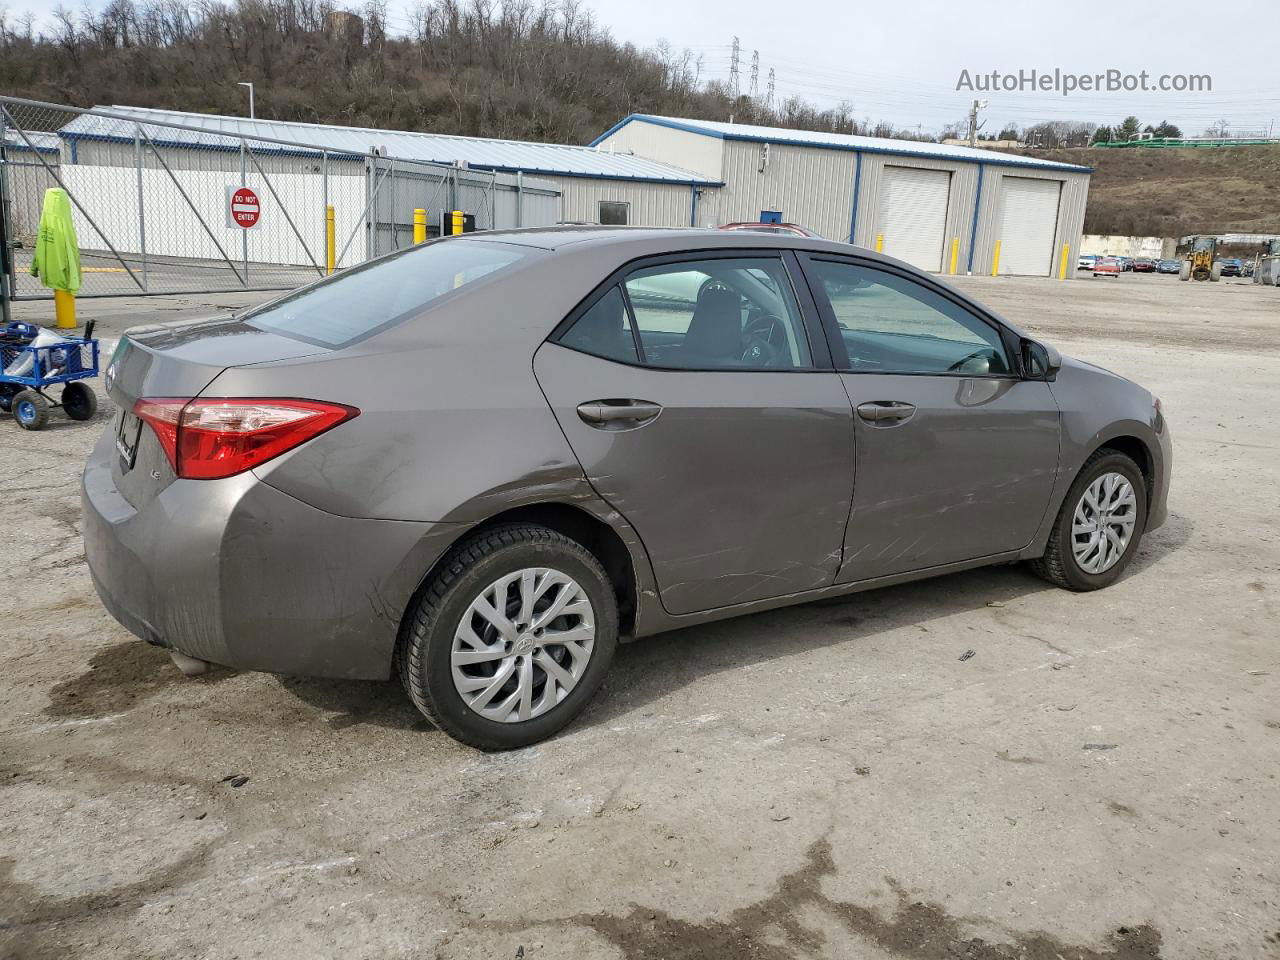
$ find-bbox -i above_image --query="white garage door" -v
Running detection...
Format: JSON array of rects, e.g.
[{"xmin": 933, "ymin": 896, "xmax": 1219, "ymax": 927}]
[
  {"xmin": 998, "ymin": 177, "xmax": 1062, "ymax": 276},
  {"xmin": 875, "ymin": 166, "xmax": 950, "ymax": 271}
]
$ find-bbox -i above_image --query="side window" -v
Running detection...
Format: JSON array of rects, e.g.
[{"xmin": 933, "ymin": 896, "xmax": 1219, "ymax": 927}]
[
  {"xmin": 598, "ymin": 201, "xmax": 629, "ymax": 225},
  {"xmin": 809, "ymin": 260, "xmax": 1011, "ymax": 376},
  {"xmin": 621, "ymin": 258, "xmax": 812, "ymax": 370},
  {"xmin": 558, "ymin": 286, "xmax": 639, "ymax": 364}
]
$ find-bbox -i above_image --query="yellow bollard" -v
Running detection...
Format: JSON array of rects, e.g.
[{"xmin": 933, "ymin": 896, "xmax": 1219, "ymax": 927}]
[
  {"xmin": 875, "ymin": 233, "xmax": 883, "ymax": 253},
  {"xmin": 451, "ymin": 210, "xmax": 464, "ymax": 236},
  {"xmin": 413, "ymin": 208, "xmax": 427, "ymax": 245},
  {"xmin": 950, "ymin": 237, "xmax": 960, "ymax": 275},
  {"xmin": 54, "ymin": 289, "xmax": 76, "ymax": 329},
  {"xmin": 991, "ymin": 240, "xmax": 1002, "ymax": 277},
  {"xmin": 325, "ymin": 205, "xmax": 336, "ymax": 275},
  {"xmin": 1059, "ymin": 243, "xmax": 1070, "ymax": 279}
]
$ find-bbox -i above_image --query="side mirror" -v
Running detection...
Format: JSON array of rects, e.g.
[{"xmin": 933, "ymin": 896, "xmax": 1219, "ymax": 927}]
[{"xmin": 1021, "ymin": 339, "xmax": 1061, "ymax": 380}]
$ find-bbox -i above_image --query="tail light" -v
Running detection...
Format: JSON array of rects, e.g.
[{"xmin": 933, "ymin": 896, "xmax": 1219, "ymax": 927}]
[{"xmin": 133, "ymin": 398, "xmax": 358, "ymax": 480}]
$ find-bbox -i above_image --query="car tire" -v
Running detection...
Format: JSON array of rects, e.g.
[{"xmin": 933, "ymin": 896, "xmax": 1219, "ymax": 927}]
[
  {"xmin": 61, "ymin": 382, "xmax": 98, "ymax": 421},
  {"xmin": 12, "ymin": 390, "xmax": 49, "ymax": 430},
  {"xmin": 397, "ymin": 523, "xmax": 619, "ymax": 750},
  {"xmin": 1029, "ymin": 449, "xmax": 1148, "ymax": 592}
]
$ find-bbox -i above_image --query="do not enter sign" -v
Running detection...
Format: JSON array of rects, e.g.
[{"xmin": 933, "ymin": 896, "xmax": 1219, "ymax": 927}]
[{"xmin": 226, "ymin": 186, "xmax": 260, "ymax": 229}]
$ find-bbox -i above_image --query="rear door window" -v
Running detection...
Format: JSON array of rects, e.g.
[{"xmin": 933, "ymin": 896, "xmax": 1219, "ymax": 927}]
[{"xmin": 244, "ymin": 239, "xmax": 532, "ymax": 348}]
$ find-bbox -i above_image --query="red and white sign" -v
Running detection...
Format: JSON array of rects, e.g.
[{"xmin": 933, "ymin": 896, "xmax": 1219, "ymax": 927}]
[{"xmin": 226, "ymin": 186, "xmax": 260, "ymax": 229}]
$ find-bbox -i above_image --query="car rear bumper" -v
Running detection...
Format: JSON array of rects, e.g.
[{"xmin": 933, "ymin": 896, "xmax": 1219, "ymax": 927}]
[{"xmin": 82, "ymin": 427, "xmax": 465, "ymax": 680}]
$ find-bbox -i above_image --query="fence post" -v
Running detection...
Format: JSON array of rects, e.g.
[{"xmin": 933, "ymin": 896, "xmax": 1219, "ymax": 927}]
[
  {"xmin": 0, "ymin": 107, "xmax": 12, "ymax": 324},
  {"xmin": 413, "ymin": 208, "xmax": 426, "ymax": 244},
  {"xmin": 239, "ymin": 139, "xmax": 248, "ymax": 286},
  {"xmin": 516, "ymin": 171, "xmax": 523, "ymax": 228},
  {"xmin": 134, "ymin": 124, "xmax": 148, "ymax": 292},
  {"xmin": 326, "ymin": 205, "xmax": 336, "ymax": 274},
  {"xmin": 321, "ymin": 150, "xmax": 329, "ymax": 266}
]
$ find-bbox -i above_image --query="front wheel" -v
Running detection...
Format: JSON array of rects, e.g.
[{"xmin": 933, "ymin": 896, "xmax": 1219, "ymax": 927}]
[
  {"xmin": 397, "ymin": 524, "xmax": 619, "ymax": 750},
  {"xmin": 1030, "ymin": 450, "xmax": 1148, "ymax": 591},
  {"xmin": 12, "ymin": 390, "xmax": 49, "ymax": 430}
]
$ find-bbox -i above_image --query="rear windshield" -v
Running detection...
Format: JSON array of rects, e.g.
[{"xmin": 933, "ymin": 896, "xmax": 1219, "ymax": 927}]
[{"xmin": 244, "ymin": 239, "xmax": 532, "ymax": 348}]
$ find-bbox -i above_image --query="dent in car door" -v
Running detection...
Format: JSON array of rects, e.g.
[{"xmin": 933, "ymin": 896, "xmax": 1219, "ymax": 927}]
[
  {"xmin": 838, "ymin": 374, "xmax": 1059, "ymax": 581},
  {"xmin": 534, "ymin": 342, "xmax": 854, "ymax": 615}
]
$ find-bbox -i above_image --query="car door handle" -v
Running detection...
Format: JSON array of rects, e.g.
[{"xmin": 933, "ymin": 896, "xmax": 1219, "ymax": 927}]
[
  {"xmin": 856, "ymin": 401, "xmax": 916, "ymax": 424},
  {"xmin": 576, "ymin": 400, "xmax": 663, "ymax": 426}
]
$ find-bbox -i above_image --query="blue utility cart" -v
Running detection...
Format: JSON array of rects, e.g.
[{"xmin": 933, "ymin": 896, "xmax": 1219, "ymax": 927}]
[{"xmin": 0, "ymin": 321, "xmax": 100, "ymax": 430}]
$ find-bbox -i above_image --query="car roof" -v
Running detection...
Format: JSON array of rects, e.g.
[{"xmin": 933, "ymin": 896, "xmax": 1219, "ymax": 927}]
[{"xmin": 452, "ymin": 224, "xmax": 889, "ymax": 260}]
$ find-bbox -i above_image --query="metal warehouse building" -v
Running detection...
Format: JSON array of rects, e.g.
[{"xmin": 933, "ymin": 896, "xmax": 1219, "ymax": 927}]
[
  {"xmin": 66, "ymin": 106, "xmax": 720, "ymax": 231},
  {"xmin": 591, "ymin": 115, "xmax": 1093, "ymax": 278}
]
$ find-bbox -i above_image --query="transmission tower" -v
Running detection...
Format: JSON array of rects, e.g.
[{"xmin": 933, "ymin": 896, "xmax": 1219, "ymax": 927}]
[
  {"xmin": 766, "ymin": 68, "xmax": 775, "ymax": 109},
  {"xmin": 729, "ymin": 36, "xmax": 740, "ymax": 99},
  {"xmin": 749, "ymin": 50, "xmax": 759, "ymax": 100}
]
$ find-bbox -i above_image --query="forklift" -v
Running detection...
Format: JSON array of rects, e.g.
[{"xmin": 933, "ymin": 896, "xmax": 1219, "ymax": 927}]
[{"xmin": 1179, "ymin": 236, "xmax": 1222, "ymax": 282}]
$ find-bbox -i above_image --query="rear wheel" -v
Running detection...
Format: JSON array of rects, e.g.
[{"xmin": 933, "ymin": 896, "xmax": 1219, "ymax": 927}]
[
  {"xmin": 1030, "ymin": 450, "xmax": 1148, "ymax": 591},
  {"xmin": 61, "ymin": 382, "xmax": 98, "ymax": 421},
  {"xmin": 397, "ymin": 524, "xmax": 618, "ymax": 750},
  {"xmin": 12, "ymin": 390, "xmax": 49, "ymax": 430}
]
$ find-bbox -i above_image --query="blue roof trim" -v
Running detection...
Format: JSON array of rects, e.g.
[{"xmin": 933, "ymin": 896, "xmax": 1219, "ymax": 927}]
[
  {"xmin": 471, "ymin": 162, "xmax": 722, "ymax": 187},
  {"xmin": 592, "ymin": 115, "xmax": 1095, "ymax": 174}
]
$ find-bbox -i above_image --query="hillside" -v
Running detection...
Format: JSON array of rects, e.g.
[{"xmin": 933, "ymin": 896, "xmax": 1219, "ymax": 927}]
[{"xmin": 1019, "ymin": 146, "xmax": 1280, "ymax": 238}]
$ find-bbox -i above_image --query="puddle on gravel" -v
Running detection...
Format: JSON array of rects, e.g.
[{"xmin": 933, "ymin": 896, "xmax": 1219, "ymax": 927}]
[
  {"xmin": 567, "ymin": 839, "xmax": 1164, "ymax": 960},
  {"xmin": 43, "ymin": 641, "xmax": 231, "ymax": 719}
]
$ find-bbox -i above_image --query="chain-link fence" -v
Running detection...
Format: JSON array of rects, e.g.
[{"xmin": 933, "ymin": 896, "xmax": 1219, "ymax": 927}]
[{"xmin": 0, "ymin": 97, "xmax": 561, "ymax": 304}]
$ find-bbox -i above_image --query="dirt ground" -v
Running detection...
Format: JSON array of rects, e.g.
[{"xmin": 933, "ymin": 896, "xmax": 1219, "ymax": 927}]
[{"xmin": 2, "ymin": 271, "xmax": 1278, "ymax": 960}]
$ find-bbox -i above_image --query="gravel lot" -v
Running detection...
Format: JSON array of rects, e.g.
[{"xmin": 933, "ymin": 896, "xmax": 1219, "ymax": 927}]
[{"xmin": 2, "ymin": 272, "xmax": 1278, "ymax": 960}]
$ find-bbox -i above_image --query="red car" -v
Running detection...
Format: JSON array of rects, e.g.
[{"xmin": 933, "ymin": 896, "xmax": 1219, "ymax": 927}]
[
  {"xmin": 1131, "ymin": 258, "xmax": 1157, "ymax": 273},
  {"xmin": 719, "ymin": 222, "xmax": 823, "ymax": 238},
  {"xmin": 1093, "ymin": 256, "xmax": 1122, "ymax": 278}
]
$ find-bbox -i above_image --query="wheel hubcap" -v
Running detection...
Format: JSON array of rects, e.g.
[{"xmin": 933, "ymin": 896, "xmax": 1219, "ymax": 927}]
[
  {"xmin": 1071, "ymin": 472, "xmax": 1137, "ymax": 574},
  {"xmin": 451, "ymin": 568, "xmax": 595, "ymax": 724}
]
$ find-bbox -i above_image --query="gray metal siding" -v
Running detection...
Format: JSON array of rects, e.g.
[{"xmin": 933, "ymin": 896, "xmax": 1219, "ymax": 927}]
[
  {"xmin": 547, "ymin": 176, "xmax": 698, "ymax": 227},
  {"xmin": 972, "ymin": 168, "xmax": 1089, "ymax": 279},
  {"xmin": 707, "ymin": 140, "xmax": 856, "ymax": 240}
]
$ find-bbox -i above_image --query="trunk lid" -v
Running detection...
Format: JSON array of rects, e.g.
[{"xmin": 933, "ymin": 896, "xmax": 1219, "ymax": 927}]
[{"xmin": 105, "ymin": 315, "xmax": 328, "ymax": 509}]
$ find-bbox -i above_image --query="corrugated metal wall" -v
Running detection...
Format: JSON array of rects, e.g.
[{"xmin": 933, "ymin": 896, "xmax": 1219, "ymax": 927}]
[
  {"xmin": 547, "ymin": 175, "xmax": 697, "ymax": 227},
  {"xmin": 705, "ymin": 140, "xmax": 857, "ymax": 239},
  {"xmin": 594, "ymin": 122, "xmax": 725, "ymax": 182}
]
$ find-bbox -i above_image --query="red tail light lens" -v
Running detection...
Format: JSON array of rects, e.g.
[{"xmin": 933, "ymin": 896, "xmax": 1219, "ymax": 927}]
[{"xmin": 132, "ymin": 398, "xmax": 358, "ymax": 480}]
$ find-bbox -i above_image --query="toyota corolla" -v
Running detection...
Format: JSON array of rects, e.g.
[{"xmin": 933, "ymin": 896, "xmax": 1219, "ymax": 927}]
[{"xmin": 84, "ymin": 228, "xmax": 1171, "ymax": 749}]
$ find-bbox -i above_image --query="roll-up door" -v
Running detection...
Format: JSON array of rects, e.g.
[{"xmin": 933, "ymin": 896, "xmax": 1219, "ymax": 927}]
[
  {"xmin": 875, "ymin": 166, "xmax": 951, "ymax": 271},
  {"xmin": 998, "ymin": 177, "xmax": 1062, "ymax": 276}
]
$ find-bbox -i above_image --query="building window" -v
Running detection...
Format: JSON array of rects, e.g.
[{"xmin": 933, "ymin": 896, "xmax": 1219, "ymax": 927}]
[{"xmin": 599, "ymin": 201, "xmax": 629, "ymax": 226}]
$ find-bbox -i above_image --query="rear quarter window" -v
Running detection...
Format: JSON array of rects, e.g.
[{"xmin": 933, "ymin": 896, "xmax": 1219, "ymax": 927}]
[{"xmin": 244, "ymin": 239, "xmax": 533, "ymax": 348}]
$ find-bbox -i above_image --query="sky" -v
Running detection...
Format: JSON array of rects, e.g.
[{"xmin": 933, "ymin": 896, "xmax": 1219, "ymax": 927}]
[{"xmin": 17, "ymin": 0, "xmax": 1280, "ymax": 137}]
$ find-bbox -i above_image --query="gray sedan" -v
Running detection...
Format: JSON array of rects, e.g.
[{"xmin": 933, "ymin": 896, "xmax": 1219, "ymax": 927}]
[{"xmin": 84, "ymin": 228, "xmax": 1171, "ymax": 749}]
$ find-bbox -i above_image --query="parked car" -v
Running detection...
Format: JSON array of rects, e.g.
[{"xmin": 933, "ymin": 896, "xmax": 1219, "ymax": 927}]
[
  {"xmin": 1156, "ymin": 259, "xmax": 1182, "ymax": 274},
  {"xmin": 1131, "ymin": 258, "xmax": 1157, "ymax": 273},
  {"xmin": 1117, "ymin": 256, "xmax": 1134, "ymax": 272},
  {"xmin": 719, "ymin": 221, "xmax": 823, "ymax": 238},
  {"xmin": 84, "ymin": 228, "xmax": 1171, "ymax": 750},
  {"xmin": 1077, "ymin": 254, "xmax": 1098, "ymax": 270},
  {"xmin": 1218, "ymin": 258, "xmax": 1243, "ymax": 277},
  {"xmin": 1093, "ymin": 256, "xmax": 1123, "ymax": 277}
]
